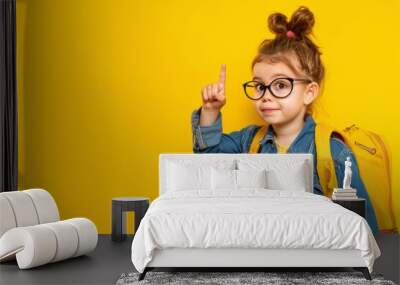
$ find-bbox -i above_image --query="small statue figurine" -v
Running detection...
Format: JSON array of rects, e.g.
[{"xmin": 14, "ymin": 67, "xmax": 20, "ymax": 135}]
[{"xmin": 342, "ymin": 156, "xmax": 353, "ymax": 189}]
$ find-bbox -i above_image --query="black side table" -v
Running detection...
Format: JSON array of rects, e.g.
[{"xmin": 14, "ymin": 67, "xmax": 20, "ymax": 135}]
[
  {"xmin": 332, "ymin": 198, "xmax": 366, "ymax": 218},
  {"xmin": 112, "ymin": 197, "xmax": 150, "ymax": 242}
]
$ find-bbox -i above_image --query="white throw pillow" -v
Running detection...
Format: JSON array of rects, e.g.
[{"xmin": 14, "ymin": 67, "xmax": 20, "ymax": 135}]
[
  {"xmin": 265, "ymin": 161, "xmax": 308, "ymax": 191},
  {"xmin": 236, "ymin": 169, "xmax": 267, "ymax": 188},
  {"xmin": 166, "ymin": 161, "xmax": 212, "ymax": 191},
  {"xmin": 211, "ymin": 168, "xmax": 237, "ymax": 190}
]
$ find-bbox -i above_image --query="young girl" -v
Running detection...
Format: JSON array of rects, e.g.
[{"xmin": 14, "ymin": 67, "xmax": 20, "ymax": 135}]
[{"xmin": 191, "ymin": 6, "xmax": 379, "ymax": 234}]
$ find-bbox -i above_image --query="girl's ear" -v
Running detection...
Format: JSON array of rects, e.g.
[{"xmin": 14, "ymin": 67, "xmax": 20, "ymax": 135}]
[{"xmin": 303, "ymin": 82, "xmax": 319, "ymax": 106}]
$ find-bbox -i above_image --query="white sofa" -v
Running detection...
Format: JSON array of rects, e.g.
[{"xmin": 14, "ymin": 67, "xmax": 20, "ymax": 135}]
[{"xmin": 0, "ymin": 188, "xmax": 98, "ymax": 269}]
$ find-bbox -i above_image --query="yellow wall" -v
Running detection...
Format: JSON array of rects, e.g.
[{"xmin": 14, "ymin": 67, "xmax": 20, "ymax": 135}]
[{"xmin": 16, "ymin": 0, "xmax": 400, "ymax": 233}]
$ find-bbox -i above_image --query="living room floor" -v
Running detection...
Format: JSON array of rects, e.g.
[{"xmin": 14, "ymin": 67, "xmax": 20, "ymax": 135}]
[{"xmin": 1, "ymin": 234, "xmax": 399, "ymax": 285}]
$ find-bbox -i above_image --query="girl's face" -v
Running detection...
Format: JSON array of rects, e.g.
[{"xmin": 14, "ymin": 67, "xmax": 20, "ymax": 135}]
[{"xmin": 252, "ymin": 58, "xmax": 318, "ymax": 126}]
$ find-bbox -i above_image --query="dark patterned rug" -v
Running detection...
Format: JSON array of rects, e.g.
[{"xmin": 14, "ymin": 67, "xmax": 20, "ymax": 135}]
[{"xmin": 116, "ymin": 271, "xmax": 396, "ymax": 285}]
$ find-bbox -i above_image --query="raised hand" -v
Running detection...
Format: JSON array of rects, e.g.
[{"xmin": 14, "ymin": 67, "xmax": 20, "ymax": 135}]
[{"xmin": 201, "ymin": 64, "xmax": 227, "ymax": 112}]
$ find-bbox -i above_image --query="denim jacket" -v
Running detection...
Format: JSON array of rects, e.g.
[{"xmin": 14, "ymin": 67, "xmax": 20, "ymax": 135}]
[{"xmin": 191, "ymin": 106, "xmax": 379, "ymax": 234}]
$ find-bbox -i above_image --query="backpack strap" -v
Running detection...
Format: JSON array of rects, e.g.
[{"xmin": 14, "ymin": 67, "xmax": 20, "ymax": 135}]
[
  {"xmin": 314, "ymin": 122, "xmax": 339, "ymax": 197},
  {"xmin": 249, "ymin": 125, "xmax": 268, "ymax": 153}
]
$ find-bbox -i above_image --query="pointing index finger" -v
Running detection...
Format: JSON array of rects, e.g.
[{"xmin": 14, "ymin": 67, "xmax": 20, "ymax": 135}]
[{"xmin": 219, "ymin": 64, "xmax": 226, "ymax": 84}]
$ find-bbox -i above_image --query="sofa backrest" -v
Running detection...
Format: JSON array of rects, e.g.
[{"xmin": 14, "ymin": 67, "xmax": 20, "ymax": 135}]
[
  {"xmin": 0, "ymin": 189, "xmax": 60, "ymax": 238},
  {"xmin": 159, "ymin": 153, "xmax": 313, "ymax": 196}
]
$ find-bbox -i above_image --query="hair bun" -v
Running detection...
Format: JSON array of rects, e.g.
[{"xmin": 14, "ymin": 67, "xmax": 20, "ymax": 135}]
[
  {"xmin": 287, "ymin": 6, "xmax": 315, "ymax": 38},
  {"xmin": 267, "ymin": 6, "xmax": 315, "ymax": 39},
  {"xmin": 267, "ymin": 12, "xmax": 288, "ymax": 36}
]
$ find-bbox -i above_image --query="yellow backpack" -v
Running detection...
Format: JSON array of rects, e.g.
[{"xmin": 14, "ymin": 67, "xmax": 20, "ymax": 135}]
[{"xmin": 249, "ymin": 122, "xmax": 398, "ymax": 233}]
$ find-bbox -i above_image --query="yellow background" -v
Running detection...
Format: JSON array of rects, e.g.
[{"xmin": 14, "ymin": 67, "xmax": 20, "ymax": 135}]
[{"xmin": 16, "ymin": 0, "xmax": 400, "ymax": 233}]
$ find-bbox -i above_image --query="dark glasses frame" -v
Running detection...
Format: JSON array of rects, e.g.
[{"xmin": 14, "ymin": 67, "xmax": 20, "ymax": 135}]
[{"xmin": 242, "ymin": 77, "xmax": 312, "ymax": 100}]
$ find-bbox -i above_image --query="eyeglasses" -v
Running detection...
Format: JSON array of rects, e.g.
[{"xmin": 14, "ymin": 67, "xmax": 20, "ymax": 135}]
[{"xmin": 242, "ymin": 77, "xmax": 312, "ymax": 100}]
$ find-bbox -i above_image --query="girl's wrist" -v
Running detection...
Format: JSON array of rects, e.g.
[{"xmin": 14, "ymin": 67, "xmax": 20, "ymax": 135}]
[
  {"xmin": 200, "ymin": 107, "xmax": 220, "ymax": 126},
  {"xmin": 201, "ymin": 106, "xmax": 220, "ymax": 115}
]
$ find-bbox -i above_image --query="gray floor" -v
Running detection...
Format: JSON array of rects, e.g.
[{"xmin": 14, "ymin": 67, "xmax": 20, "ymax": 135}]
[
  {"xmin": 374, "ymin": 233, "xmax": 400, "ymax": 284},
  {"xmin": 0, "ymin": 234, "xmax": 399, "ymax": 285}
]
